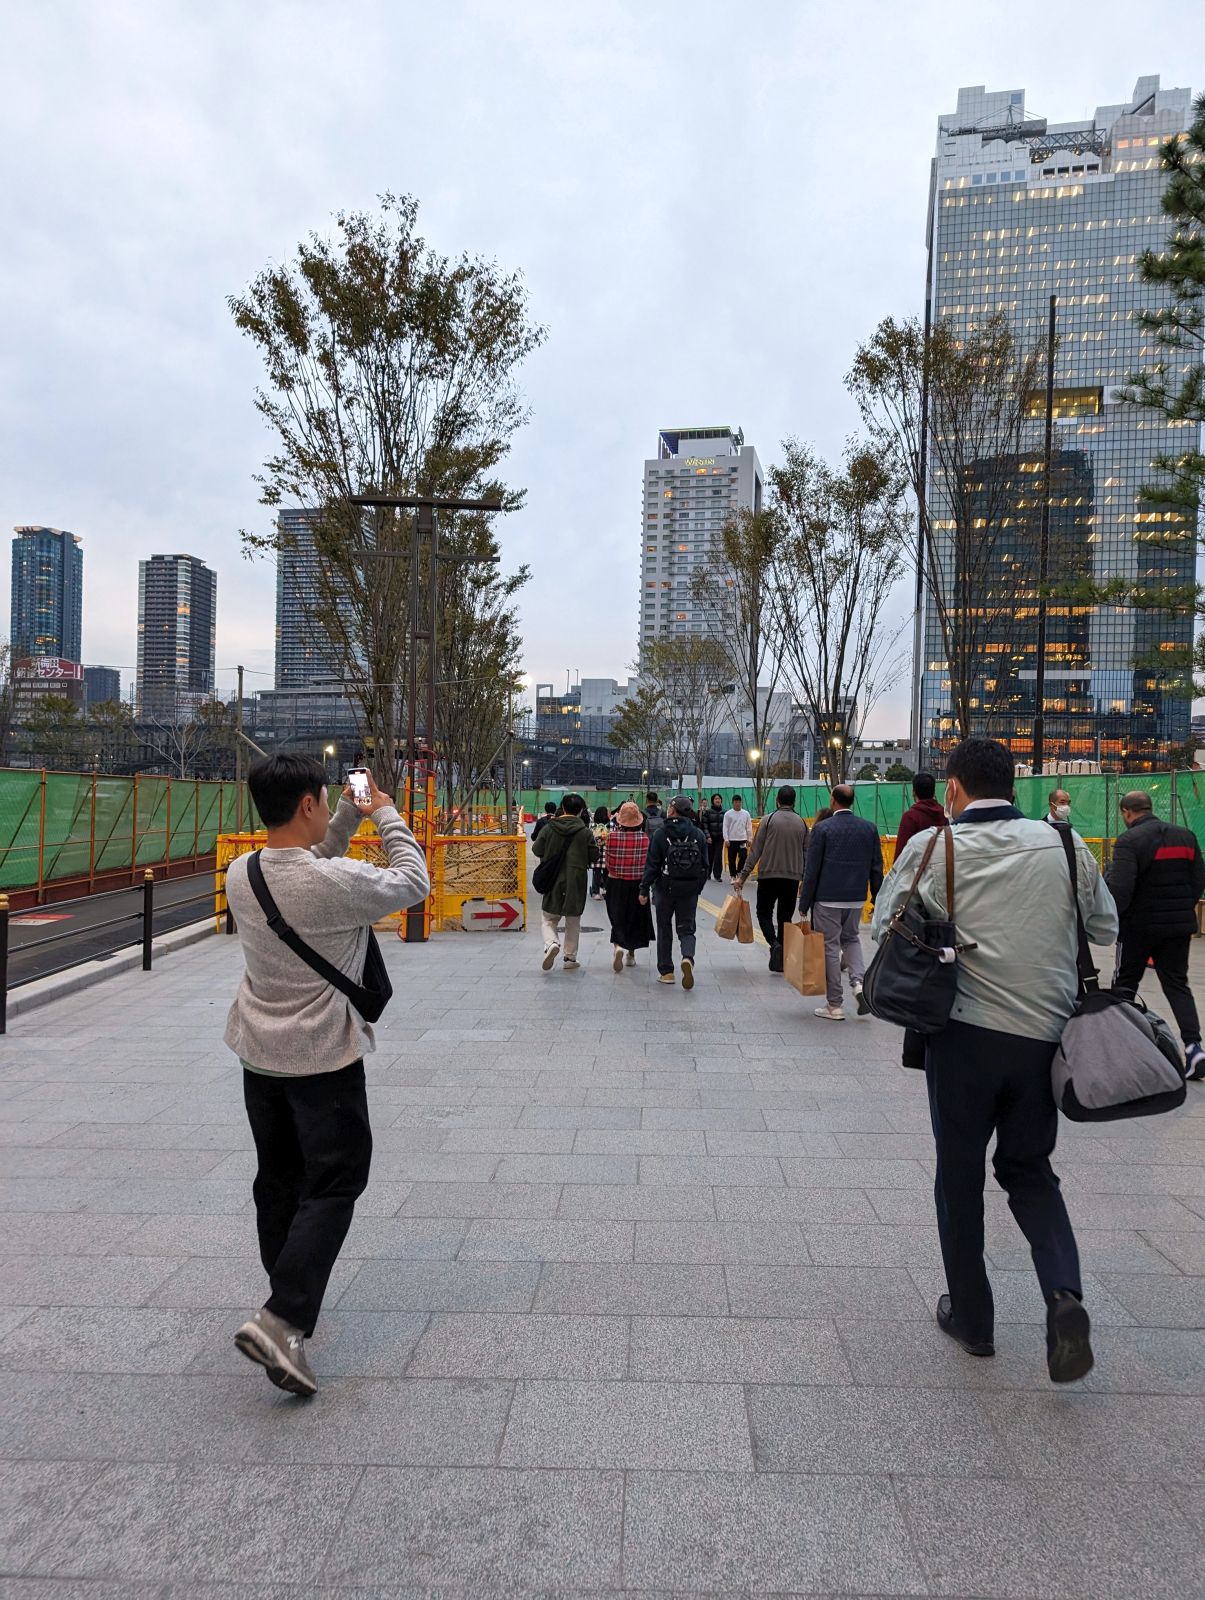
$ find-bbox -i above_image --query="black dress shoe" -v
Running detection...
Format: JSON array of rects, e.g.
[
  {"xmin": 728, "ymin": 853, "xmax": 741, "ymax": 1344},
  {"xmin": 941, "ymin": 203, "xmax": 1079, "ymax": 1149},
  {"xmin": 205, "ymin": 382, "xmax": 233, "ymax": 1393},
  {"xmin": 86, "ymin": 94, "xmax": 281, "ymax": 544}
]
[
  {"xmin": 936, "ymin": 1294, "xmax": 995, "ymax": 1357},
  {"xmin": 1046, "ymin": 1290, "xmax": 1093, "ymax": 1383}
]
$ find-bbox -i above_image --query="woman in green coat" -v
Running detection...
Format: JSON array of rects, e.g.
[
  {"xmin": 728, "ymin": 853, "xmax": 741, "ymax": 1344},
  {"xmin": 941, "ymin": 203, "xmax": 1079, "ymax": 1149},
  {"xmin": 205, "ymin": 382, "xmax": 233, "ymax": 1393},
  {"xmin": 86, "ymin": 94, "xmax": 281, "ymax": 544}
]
[{"xmin": 531, "ymin": 794, "xmax": 599, "ymax": 972}]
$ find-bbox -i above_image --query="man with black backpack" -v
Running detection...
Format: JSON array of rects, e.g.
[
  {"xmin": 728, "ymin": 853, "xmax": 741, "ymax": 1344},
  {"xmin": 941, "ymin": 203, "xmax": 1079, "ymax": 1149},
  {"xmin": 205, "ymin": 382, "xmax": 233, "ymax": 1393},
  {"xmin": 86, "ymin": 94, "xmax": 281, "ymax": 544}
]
[
  {"xmin": 224, "ymin": 755, "xmax": 429, "ymax": 1397},
  {"xmin": 639, "ymin": 794, "xmax": 710, "ymax": 987},
  {"xmin": 1108, "ymin": 789, "xmax": 1205, "ymax": 1081}
]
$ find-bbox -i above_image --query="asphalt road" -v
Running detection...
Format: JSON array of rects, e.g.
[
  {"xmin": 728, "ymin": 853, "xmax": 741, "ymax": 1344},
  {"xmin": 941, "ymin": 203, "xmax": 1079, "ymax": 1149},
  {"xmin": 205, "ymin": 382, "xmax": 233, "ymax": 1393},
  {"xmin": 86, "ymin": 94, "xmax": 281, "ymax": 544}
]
[{"xmin": 7, "ymin": 872, "xmax": 220, "ymax": 988}]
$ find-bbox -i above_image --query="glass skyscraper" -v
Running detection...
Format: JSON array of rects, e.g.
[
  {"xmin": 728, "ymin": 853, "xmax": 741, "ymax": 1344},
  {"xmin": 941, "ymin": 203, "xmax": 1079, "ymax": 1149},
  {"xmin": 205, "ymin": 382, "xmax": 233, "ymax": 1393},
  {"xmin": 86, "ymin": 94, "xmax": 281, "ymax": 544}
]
[
  {"xmin": 136, "ymin": 554, "xmax": 217, "ymax": 719},
  {"xmin": 10, "ymin": 525, "xmax": 83, "ymax": 662},
  {"xmin": 920, "ymin": 76, "xmax": 1197, "ymax": 769},
  {"xmin": 639, "ymin": 427, "xmax": 763, "ymax": 652}
]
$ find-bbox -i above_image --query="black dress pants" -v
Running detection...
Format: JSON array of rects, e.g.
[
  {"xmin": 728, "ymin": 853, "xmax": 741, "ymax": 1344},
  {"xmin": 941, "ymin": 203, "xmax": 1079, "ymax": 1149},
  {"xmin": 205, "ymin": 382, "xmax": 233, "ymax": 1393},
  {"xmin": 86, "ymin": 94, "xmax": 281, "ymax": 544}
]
[
  {"xmin": 925, "ymin": 1020, "xmax": 1081, "ymax": 1344},
  {"xmin": 710, "ymin": 838, "xmax": 724, "ymax": 880},
  {"xmin": 755, "ymin": 878, "xmax": 797, "ymax": 948},
  {"xmin": 243, "ymin": 1060, "xmax": 372, "ymax": 1336},
  {"xmin": 727, "ymin": 841, "xmax": 748, "ymax": 877},
  {"xmin": 1114, "ymin": 932, "xmax": 1200, "ymax": 1045}
]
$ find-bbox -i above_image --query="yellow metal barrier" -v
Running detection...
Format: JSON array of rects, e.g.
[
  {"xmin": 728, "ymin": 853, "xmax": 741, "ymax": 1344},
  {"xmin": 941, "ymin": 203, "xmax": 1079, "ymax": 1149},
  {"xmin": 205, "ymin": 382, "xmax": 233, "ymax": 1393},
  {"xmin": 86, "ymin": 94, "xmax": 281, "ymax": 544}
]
[
  {"xmin": 215, "ymin": 827, "xmax": 421, "ymax": 935},
  {"xmin": 431, "ymin": 834, "xmax": 527, "ymax": 932}
]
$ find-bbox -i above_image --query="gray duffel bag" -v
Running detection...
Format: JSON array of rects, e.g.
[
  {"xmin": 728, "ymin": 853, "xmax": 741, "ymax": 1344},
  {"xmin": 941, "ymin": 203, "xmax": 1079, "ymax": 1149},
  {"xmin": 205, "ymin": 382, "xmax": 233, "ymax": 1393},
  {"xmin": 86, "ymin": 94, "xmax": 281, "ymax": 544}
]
[{"xmin": 1051, "ymin": 826, "xmax": 1187, "ymax": 1122}]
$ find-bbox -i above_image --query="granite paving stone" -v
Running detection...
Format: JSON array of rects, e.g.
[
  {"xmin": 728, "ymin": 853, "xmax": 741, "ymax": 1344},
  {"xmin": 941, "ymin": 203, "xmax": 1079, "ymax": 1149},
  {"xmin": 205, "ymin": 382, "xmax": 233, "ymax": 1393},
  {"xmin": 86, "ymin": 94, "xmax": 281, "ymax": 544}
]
[
  {"xmin": 406, "ymin": 1311, "xmax": 628, "ymax": 1379},
  {"xmin": 499, "ymin": 1378, "xmax": 754, "ymax": 1469},
  {"xmin": 534, "ymin": 1262, "xmax": 728, "ymax": 1316},
  {"xmin": 621, "ymin": 1470, "xmax": 926, "ymax": 1594},
  {"xmin": 2, "ymin": 904, "xmax": 1202, "ymax": 1597},
  {"xmin": 322, "ymin": 1466, "xmax": 623, "ymax": 1591},
  {"xmin": 630, "ymin": 1314, "xmax": 852, "ymax": 1384}
]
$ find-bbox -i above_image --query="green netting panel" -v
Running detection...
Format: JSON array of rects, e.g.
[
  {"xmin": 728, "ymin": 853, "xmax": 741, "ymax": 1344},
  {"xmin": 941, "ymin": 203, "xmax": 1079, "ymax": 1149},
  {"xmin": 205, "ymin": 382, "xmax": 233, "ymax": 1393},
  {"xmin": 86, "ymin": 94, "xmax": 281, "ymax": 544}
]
[
  {"xmin": 170, "ymin": 782, "xmax": 199, "ymax": 860},
  {"xmin": 93, "ymin": 778, "xmax": 136, "ymax": 874},
  {"xmin": 40, "ymin": 774, "xmax": 94, "ymax": 882},
  {"xmin": 134, "ymin": 778, "xmax": 170, "ymax": 868},
  {"xmin": 0, "ymin": 771, "xmax": 47, "ymax": 889}
]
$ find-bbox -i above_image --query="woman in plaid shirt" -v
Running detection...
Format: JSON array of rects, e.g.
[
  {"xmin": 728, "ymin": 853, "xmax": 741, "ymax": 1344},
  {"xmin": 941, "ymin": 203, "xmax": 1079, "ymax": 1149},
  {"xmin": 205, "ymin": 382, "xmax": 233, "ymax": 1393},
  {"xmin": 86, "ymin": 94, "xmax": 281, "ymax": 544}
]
[{"xmin": 605, "ymin": 800, "xmax": 654, "ymax": 972}]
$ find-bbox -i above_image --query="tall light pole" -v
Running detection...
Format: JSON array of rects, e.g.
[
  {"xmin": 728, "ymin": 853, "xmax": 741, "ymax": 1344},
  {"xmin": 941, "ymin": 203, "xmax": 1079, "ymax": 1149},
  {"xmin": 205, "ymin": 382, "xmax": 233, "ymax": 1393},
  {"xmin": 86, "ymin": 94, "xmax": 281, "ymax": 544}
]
[{"xmin": 1031, "ymin": 293, "xmax": 1058, "ymax": 777}]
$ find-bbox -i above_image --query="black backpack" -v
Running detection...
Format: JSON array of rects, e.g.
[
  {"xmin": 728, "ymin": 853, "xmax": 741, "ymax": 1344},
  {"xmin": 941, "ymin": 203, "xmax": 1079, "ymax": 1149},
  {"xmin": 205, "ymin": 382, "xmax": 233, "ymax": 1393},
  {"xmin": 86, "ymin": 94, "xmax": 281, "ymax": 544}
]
[{"xmin": 665, "ymin": 828, "xmax": 704, "ymax": 883}]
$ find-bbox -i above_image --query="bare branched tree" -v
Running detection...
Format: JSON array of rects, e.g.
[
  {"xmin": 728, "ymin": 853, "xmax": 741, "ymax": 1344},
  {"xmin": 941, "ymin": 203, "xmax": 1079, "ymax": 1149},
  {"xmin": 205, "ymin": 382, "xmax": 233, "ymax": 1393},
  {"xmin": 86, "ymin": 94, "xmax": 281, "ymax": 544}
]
[
  {"xmin": 767, "ymin": 440, "xmax": 911, "ymax": 784},
  {"xmin": 689, "ymin": 508, "xmax": 782, "ymax": 813},
  {"xmin": 848, "ymin": 313, "xmax": 1047, "ymax": 747},
  {"xmin": 608, "ymin": 686, "xmax": 670, "ymax": 782},
  {"xmin": 229, "ymin": 193, "xmax": 544, "ymax": 791},
  {"xmin": 641, "ymin": 635, "xmax": 731, "ymax": 799}
]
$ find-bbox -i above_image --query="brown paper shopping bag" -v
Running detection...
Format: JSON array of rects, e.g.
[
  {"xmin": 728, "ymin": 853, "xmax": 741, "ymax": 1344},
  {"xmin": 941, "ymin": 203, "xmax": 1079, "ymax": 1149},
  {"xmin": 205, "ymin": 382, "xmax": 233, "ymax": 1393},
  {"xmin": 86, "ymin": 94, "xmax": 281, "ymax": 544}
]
[
  {"xmin": 736, "ymin": 896, "xmax": 755, "ymax": 944},
  {"xmin": 716, "ymin": 893, "xmax": 743, "ymax": 940},
  {"xmin": 783, "ymin": 919, "xmax": 826, "ymax": 995}
]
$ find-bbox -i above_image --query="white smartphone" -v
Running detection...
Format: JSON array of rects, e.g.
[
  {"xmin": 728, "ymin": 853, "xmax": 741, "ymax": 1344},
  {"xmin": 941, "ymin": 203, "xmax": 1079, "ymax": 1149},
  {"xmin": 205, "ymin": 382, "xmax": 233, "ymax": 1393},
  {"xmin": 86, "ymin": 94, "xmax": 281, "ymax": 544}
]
[{"xmin": 346, "ymin": 768, "xmax": 371, "ymax": 805}]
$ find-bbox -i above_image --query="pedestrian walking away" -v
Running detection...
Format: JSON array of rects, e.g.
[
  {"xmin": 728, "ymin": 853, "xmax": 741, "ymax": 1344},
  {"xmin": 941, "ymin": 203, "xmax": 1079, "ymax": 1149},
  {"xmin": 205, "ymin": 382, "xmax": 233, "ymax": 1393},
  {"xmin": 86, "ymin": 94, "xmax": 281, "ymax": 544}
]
[
  {"xmin": 733, "ymin": 785, "xmax": 808, "ymax": 972},
  {"xmin": 604, "ymin": 799, "xmax": 655, "ymax": 970},
  {"xmin": 643, "ymin": 791, "xmax": 664, "ymax": 833},
  {"xmin": 702, "ymin": 793, "xmax": 726, "ymax": 880},
  {"xmin": 1107, "ymin": 789, "xmax": 1205, "ymax": 1080},
  {"xmin": 590, "ymin": 803, "xmax": 610, "ymax": 899},
  {"xmin": 895, "ymin": 771, "xmax": 948, "ymax": 853},
  {"xmin": 799, "ymin": 783, "xmax": 882, "ymax": 1018},
  {"xmin": 224, "ymin": 754, "xmax": 430, "ymax": 1396},
  {"xmin": 531, "ymin": 801, "xmax": 557, "ymax": 842},
  {"xmin": 872, "ymin": 738, "xmax": 1118, "ymax": 1384},
  {"xmin": 531, "ymin": 792, "xmax": 599, "ymax": 972},
  {"xmin": 723, "ymin": 794, "xmax": 752, "ymax": 878},
  {"xmin": 640, "ymin": 794, "xmax": 710, "ymax": 988}
]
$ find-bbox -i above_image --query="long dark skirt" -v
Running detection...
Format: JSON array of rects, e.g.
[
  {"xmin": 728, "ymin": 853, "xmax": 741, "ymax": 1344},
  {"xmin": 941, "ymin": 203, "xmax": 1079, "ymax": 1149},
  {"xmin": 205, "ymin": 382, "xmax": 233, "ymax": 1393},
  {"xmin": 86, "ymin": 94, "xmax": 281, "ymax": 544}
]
[{"xmin": 605, "ymin": 876, "xmax": 654, "ymax": 950}]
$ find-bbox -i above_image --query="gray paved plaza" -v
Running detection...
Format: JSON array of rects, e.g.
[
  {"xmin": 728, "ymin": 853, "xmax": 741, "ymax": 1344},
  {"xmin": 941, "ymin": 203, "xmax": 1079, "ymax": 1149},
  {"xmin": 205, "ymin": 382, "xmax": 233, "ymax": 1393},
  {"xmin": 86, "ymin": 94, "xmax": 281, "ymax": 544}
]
[{"xmin": 1, "ymin": 897, "xmax": 1204, "ymax": 1598}]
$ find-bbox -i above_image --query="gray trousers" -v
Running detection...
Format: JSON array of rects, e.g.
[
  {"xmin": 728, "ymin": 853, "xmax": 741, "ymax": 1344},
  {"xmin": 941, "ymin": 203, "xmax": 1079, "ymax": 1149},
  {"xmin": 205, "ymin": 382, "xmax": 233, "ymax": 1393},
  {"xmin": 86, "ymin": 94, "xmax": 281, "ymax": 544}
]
[{"xmin": 812, "ymin": 904, "xmax": 865, "ymax": 1007}]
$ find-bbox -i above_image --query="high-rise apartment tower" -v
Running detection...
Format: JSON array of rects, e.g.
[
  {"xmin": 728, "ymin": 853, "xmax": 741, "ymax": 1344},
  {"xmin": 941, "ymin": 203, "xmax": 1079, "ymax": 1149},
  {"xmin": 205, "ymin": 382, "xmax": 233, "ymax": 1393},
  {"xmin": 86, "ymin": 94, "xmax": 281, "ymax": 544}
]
[
  {"xmin": 137, "ymin": 554, "xmax": 217, "ymax": 719},
  {"xmin": 10, "ymin": 526, "xmax": 83, "ymax": 662},
  {"xmin": 639, "ymin": 427, "xmax": 763, "ymax": 652},
  {"xmin": 919, "ymin": 76, "xmax": 1197, "ymax": 768}
]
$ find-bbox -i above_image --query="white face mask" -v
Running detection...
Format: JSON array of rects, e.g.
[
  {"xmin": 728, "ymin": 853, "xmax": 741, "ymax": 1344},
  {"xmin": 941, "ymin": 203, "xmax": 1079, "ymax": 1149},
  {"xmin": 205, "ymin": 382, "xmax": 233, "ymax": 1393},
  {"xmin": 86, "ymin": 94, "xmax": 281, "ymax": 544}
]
[{"xmin": 1053, "ymin": 804, "xmax": 1071, "ymax": 821}]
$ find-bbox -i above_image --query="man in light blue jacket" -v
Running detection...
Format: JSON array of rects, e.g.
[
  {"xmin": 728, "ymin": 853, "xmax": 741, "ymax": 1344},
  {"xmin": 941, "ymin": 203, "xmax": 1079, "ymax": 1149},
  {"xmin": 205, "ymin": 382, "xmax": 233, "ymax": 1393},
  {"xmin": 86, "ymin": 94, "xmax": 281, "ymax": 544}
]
[{"xmin": 872, "ymin": 738, "xmax": 1117, "ymax": 1384}]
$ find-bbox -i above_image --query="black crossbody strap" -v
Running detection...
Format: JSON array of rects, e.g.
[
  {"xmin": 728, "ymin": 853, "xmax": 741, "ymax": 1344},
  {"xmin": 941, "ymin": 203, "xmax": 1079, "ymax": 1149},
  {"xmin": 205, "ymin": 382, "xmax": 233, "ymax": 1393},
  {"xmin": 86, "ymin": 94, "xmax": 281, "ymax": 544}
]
[
  {"xmin": 246, "ymin": 850, "xmax": 369, "ymax": 1007},
  {"xmin": 1054, "ymin": 824, "xmax": 1098, "ymax": 995}
]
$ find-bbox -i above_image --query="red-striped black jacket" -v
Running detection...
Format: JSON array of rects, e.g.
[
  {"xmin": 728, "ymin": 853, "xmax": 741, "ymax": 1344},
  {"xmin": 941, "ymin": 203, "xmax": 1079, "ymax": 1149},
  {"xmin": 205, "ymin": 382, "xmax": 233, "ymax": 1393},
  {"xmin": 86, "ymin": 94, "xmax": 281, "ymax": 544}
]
[{"xmin": 1106, "ymin": 812, "xmax": 1205, "ymax": 938}]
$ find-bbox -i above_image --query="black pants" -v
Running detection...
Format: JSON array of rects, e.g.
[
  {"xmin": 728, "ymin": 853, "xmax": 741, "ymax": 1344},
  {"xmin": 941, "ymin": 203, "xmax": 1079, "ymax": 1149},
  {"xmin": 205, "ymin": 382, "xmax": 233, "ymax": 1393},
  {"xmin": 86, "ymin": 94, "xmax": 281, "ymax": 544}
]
[
  {"xmin": 755, "ymin": 877, "xmax": 797, "ymax": 947},
  {"xmin": 654, "ymin": 883, "xmax": 698, "ymax": 974},
  {"xmin": 727, "ymin": 841, "xmax": 748, "ymax": 877},
  {"xmin": 1114, "ymin": 931, "xmax": 1200, "ymax": 1045},
  {"xmin": 243, "ymin": 1061, "xmax": 373, "ymax": 1337},
  {"xmin": 709, "ymin": 838, "xmax": 724, "ymax": 880},
  {"xmin": 925, "ymin": 1020, "xmax": 1080, "ymax": 1344}
]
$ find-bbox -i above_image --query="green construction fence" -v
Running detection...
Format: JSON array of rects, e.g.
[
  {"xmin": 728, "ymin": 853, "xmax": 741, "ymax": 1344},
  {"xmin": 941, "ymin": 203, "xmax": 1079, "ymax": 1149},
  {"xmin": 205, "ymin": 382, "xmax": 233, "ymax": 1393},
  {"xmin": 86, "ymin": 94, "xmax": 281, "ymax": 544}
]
[
  {"xmin": 0, "ymin": 769, "xmax": 252, "ymax": 893},
  {"xmin": 519, "ymin": 771, "xmax": 1205, "ymax": 843}
]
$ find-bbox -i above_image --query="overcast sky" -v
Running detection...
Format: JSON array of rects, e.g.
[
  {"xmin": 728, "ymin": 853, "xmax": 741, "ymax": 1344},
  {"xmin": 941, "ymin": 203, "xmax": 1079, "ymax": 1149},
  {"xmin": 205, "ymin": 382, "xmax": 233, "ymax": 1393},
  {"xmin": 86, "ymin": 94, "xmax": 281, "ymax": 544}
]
[{"xmin": 2, "ymin": 0, "xmax": 1200, "ymax": 733}]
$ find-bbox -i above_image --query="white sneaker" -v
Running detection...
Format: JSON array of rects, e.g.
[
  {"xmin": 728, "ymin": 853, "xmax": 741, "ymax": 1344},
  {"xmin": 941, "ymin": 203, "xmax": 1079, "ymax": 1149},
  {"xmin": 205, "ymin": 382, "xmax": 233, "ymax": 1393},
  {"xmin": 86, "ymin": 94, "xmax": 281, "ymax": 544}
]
[
  {"xmin": 814, "ymin": 1004, "xmax": 846, "ymax": 1021},
  {"xmin": 542, "ymin": 944, "xmax": 560, "ymax": 971},
  {"xmin": 564, "ymin": 956, "xmax": 580, "ymax": 970},
  {"xmin": 681, "ymin": 958, "xmax": 694, "ymax": 991},
  {"xmin": 1186, "ymin": 1043, "xmax": 1205, "ymax": 1081},
  {"xmin": 625, "ymin": 951, "xmax": 636, "ymax": 967},
  {"xmin": 613, "ymin": 948, "xmax": 624, "ymax": 973}
]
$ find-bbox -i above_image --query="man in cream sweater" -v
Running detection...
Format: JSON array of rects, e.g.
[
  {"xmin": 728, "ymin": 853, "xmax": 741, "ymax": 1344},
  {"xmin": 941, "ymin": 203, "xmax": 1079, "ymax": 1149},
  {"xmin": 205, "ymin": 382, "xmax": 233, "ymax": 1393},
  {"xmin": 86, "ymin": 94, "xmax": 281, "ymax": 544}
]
[{"xmin": 225, "ymin": 754, "xmax": 429, "ymax": 1396}]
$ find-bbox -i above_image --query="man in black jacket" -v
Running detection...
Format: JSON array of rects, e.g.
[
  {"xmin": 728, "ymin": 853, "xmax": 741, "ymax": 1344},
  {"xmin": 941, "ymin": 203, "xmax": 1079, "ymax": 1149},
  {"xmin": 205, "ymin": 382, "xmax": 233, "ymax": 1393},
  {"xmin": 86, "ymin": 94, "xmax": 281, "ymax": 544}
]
[
  {"xmin": 639, "ymin": 796, "xmax": 710, "ymax": 988},
  {"xmin": 1107, "ymin": 790, "xmax": 1205, "ymax": 1080},
  {"xmin": 702, "ymin": 794, "xmax": 726, "ymax": 880}
]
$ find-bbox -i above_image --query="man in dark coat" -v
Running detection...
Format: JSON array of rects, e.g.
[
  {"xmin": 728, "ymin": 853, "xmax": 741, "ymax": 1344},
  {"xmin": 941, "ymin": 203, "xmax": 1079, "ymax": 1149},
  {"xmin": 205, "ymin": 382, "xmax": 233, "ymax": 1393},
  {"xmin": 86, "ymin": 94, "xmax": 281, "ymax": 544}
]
[
  {"xmin": 531, "ymin": 801, "xmax": 557, "ymax": 843},
  {"xmin": 1107, "ymin": 790, "xmax": 1205, "ymax": 1079},
  {"xmin": 895, "ymin": 772, "xmax": 948, "ymax": 853},
  {"xmin": 702, "ymin": 794, "xmax": 726, "ymax": 880},
  {"xmin": 531, "ymin": 793, "xmax": 599, "ymax": 973},
  {"xmin": 639, "ymin": 796, "xmax": 710, "ymax": 988}
]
